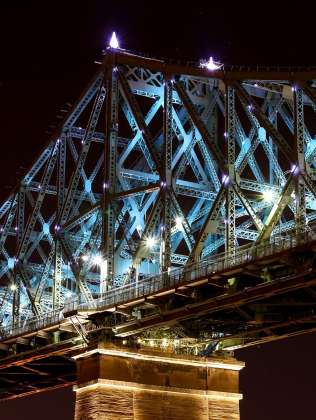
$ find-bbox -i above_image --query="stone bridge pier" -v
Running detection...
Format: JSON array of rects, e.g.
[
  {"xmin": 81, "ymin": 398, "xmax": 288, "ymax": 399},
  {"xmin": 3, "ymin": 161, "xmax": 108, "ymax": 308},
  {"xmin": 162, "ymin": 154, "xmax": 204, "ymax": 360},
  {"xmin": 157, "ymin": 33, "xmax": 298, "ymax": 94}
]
[{"xmin": 73, "ymin": 344, "xmax": 244, "ymax": 419}]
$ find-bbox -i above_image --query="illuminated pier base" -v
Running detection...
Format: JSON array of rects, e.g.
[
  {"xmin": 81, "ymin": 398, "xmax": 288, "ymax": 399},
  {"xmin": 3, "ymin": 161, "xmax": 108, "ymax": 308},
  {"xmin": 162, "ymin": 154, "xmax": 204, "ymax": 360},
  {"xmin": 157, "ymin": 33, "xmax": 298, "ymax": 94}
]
[{"xmin": 73, "ymin": 345, "xmax": 244, "ymax": 420}]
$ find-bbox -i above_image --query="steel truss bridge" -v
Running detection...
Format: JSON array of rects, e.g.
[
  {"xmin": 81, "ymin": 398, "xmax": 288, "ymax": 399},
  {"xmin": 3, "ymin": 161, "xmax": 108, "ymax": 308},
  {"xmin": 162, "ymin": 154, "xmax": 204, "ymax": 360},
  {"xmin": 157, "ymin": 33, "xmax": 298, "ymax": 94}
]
[{"xmin": 2, "ymin": 48, "xmax": 316, "ymax": 399}]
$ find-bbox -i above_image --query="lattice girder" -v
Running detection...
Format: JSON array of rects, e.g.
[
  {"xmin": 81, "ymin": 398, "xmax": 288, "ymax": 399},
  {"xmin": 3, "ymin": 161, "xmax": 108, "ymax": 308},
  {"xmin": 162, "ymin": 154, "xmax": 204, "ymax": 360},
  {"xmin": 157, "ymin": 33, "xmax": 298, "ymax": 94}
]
[{"xmin": 1, "ymin": 50, "xmax": 316, "ymax": 327}]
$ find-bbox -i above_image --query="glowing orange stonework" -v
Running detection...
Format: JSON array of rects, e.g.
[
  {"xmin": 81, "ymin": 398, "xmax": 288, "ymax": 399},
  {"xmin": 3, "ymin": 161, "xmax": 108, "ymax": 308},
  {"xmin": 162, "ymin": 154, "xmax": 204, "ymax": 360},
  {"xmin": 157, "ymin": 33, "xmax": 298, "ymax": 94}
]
[{"xmin": 73, "ymin": 345, "xmax": 244, "ymax": 420}]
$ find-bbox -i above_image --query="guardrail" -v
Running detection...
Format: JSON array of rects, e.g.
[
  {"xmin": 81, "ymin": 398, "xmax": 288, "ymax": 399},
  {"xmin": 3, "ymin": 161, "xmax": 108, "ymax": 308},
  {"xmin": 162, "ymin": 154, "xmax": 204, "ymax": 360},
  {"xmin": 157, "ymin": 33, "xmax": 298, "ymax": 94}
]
[{"xmin": 1, "ymin": 228, "xmax": 316, "ymax": 341}]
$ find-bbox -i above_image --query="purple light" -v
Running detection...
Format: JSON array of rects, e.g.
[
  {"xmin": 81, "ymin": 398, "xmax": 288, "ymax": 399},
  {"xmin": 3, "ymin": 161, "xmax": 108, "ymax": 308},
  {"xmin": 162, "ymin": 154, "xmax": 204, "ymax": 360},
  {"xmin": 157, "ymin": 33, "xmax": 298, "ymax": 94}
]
[
  {"xmin": 109, "ymin": 32, "xmax": 120, "ymax": 49},
  {"xmin": 290, "ymin": 164, "xmax": 299, "ymax": 175},
  {"xmin": 222, "ymin": 174, "xmax": 230, "ymax": 186},
  {"xmin": 224, "ymin": 132, "xmax": 228, "ymax": 138},
  {"xmin": 205, "ymin": 57, "xmax": 223, "ymax": 71}
]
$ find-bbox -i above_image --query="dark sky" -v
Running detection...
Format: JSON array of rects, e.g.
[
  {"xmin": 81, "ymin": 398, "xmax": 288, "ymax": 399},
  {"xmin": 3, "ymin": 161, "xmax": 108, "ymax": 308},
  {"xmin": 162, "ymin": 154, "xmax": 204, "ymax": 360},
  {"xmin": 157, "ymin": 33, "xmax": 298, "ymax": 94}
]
[{"xmin": 1, "ymin": 1, "xmax": 316, "ymax": 418}]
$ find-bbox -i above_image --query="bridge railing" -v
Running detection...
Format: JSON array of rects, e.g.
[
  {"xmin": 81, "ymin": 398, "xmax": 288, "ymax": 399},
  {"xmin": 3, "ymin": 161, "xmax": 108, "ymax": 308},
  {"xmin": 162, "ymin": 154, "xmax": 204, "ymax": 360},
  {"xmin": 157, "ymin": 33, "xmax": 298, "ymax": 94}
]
[
  {"xmin": 1, "ymin": 228, "xmax": 315, "ymax": 341},
  {"xmin": 0, "ymin": 310, "xmax": 63, "ymax": 343},
  {"xmin": 79, "ymin": 228, "xmax": 315, "ymax": 312}
]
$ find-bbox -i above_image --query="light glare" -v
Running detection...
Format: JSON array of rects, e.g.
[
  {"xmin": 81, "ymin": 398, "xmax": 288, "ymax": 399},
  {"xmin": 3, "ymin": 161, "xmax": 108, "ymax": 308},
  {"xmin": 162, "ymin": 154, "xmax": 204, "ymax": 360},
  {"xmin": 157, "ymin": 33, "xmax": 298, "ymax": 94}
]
[
  {"xmin": 92, "ymin": 254, "xmax": 103, "ymax": 265},
  {"xmin": 109, "ymin": 32, "xmax": 119, "ymax": 49},
  {"xmin": 175, "ymin": 216, "xmax": 184, "ymax": 231},
  {"xmin": 262, "ymin": 190, "xmax": 275, "ymax": 202},
  {"xmin": 146, "ymin": 236, "xmax": 156, "ymax": 249},
  {"xmin": 200, "ymin": 57, "xmax": 223, "ymax": 71}
]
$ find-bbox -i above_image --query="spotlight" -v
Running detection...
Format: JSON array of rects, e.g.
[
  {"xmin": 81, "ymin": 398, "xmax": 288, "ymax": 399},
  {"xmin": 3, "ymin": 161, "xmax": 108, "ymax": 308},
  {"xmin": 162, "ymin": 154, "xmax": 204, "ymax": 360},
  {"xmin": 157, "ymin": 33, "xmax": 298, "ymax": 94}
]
[
  {"xmin": 92, "ymin": 254, "xmax": 103, "ymax": 265},
  {"xmin": 200, "ymin": 57, "xmax": 223, "ymax": 71},
  {"xmin": 109, "ymin": 32, "xmax": 120, "ymax": 49},
  {"xmin": 175, "ymin": 216, "xmax": 184, "ymax": 231},
  {"xmin": 145, "ymin": 236, "xmax": 156, "ymax": 249},
  {"xmin": 262, "ymin": 190, "xmax": 275, "ymax": 202}
]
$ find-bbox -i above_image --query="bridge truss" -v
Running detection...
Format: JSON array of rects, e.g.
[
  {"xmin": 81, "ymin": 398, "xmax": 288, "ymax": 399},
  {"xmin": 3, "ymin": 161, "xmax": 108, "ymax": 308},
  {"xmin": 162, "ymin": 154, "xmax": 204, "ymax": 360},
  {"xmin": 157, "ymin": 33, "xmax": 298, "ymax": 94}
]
[{"xmin": 1, "ymin": 48, "xmax": 316, "ymax": 336}]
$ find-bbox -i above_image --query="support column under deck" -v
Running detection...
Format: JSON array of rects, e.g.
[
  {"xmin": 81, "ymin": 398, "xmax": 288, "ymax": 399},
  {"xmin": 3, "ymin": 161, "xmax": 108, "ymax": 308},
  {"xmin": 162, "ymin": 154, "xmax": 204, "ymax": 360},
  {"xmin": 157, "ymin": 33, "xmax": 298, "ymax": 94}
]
[{"xmin": 73, "ymin": 345, "xmax": 244, "ymax": 419}]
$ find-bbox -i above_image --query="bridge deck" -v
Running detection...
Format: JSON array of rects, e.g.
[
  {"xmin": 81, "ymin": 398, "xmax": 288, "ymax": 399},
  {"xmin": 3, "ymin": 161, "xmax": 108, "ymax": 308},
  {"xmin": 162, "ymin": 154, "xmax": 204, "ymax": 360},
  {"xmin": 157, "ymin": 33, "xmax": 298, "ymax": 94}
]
[
  {"xmin": 1, "ymin": 228, "xmax": 316, "ymax": 345},
  {"xmin": 1, "ymin": 228, "xmax": 316, "ymax": 400}
]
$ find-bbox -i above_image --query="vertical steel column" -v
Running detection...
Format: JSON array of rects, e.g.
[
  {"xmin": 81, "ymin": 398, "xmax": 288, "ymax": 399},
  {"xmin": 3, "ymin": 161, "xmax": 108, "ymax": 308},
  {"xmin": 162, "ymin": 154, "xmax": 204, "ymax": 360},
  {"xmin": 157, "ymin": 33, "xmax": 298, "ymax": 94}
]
[
  {"xmin": 293, "ymin": 87, "xmax": 307, "ymax": 232},
  {"xmin": 103, "ymin": 66, "xmax": 118, "ymax": 291},
  {"xmin": 13, "ymin": 189, "xmax": 24, "ymax": 326},
  {"xmin": 161, "ymin": 77, "xmax": 173, "ymax": 273},
  {"xmin": 210, "ymin": 106, "xmax": 218, "ymax": 149},
  {"xmin": 12, "ymin": 279, "xmax": 20, "ymax": 328},
  {"xmin": 54, "ymin": 136, "xmax": 66, "ymax": 309},
  {"xmin": 225, "ymin": 85, "xmax": 236, "ymax": 256},
  {"xmin": 17, "ymin": 187, "xmax": 25, "ymax": 246},
  {"xmin": 268, "ymin": 102, "xmax": 278, "ymax": 186}
]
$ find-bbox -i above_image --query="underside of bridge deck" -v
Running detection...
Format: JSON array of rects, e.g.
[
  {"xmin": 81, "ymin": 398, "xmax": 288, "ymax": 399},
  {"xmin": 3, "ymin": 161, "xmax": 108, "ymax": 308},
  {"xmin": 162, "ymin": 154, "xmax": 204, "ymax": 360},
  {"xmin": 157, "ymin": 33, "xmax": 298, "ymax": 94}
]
[{"xmin": 1, "ymin": 232, "xmax": 316, "ymax": 400}]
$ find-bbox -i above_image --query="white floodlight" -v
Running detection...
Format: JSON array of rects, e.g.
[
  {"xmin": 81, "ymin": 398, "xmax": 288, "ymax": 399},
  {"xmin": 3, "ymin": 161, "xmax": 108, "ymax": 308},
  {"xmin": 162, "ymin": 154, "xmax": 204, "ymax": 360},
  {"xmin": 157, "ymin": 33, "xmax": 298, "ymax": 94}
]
[
  {"xmin": 175, "ymin": 216, "xmax": 184, "ymax": 231},
  {"xmin": 145, "ymin": 236, "xmax": 156, "ymax": 249},
  {"xmin": 100, "ymin": 259, "xmax": 108, "ymax": 281},
  {"xmin": 81, "ymin": 254, "xmax": 89, "ymax": 262},
  {"xmin": 10, "ymin": 284, "xmax": 17, "ymax": 291},
  {"xmin": 262, "ymin": 190, "xmax": 275, "ymax": 202},
  {"xmin": 92, "ymin": 254, "xmax": 103, "ymax": 266}
]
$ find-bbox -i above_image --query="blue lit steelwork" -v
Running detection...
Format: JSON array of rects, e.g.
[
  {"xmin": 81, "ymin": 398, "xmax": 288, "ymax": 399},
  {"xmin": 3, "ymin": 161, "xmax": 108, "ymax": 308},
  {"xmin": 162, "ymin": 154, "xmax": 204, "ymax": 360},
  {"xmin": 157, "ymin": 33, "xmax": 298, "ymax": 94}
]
[{"xmin": 1, "ymin": 44, "xmax": 316, "ymax": 333}]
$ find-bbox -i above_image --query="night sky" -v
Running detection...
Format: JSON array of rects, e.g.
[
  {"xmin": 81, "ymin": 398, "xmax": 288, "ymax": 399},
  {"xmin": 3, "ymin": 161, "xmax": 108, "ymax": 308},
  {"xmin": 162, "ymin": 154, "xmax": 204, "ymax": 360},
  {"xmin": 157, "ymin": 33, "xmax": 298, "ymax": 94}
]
[{"xmin": 1, "ymin": 1, "xmax": 316, "ymax": 418}]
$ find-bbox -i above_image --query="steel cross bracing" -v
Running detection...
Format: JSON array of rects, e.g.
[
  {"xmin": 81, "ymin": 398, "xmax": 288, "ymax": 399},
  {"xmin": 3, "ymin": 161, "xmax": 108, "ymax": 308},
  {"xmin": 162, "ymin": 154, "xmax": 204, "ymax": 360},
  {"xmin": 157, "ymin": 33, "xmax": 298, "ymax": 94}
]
[{"xmin": 1, "ymin": 49, "xmax": 316, "ymax": 330}]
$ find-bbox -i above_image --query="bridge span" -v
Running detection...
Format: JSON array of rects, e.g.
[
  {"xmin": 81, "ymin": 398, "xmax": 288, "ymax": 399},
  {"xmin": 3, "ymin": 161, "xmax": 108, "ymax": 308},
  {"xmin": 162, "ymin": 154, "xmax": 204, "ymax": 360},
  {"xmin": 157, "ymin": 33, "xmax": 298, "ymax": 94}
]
[
  {"xmin": 1, "ymin": 227, "xmax": 316, "ymax": 344},
  {"xmin": 1, "ymin": 227, "xmax": 316, "ymax": 403},
  {"xmin": 2, "ymin": 45, "xmax": 316, "ymax": 417}
]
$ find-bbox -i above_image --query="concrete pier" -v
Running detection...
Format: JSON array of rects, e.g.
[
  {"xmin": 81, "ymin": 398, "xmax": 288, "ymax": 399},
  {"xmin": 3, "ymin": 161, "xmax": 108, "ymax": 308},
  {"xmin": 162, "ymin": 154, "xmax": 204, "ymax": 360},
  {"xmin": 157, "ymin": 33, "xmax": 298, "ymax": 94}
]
[{"xmin": 73, "ymin": 344, "xmax": 244, "ymax": 419}]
